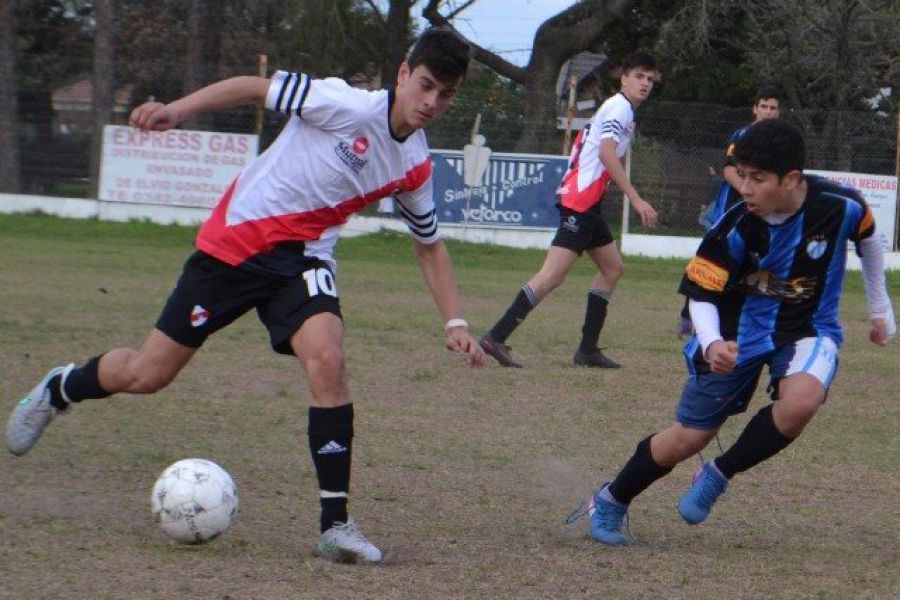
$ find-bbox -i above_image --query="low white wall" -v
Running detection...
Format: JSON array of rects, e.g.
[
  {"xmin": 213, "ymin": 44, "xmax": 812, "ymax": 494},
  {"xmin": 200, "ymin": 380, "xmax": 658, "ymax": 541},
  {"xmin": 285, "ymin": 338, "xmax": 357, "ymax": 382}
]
[
  {"xmin": 2, "ymin": 193, "xmax": 898, "ymax": 270},
  {"xmin": 0, "ymin": 193, "xmax": 209, "ymax": 226}
]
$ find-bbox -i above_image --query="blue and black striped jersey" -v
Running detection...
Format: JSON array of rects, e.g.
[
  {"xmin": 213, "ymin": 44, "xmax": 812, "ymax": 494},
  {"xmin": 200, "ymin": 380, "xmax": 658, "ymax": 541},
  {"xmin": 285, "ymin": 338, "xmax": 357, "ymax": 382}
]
[{"xmin": 680, "ymin": 175, "xmax": 875, "ymax": 368}]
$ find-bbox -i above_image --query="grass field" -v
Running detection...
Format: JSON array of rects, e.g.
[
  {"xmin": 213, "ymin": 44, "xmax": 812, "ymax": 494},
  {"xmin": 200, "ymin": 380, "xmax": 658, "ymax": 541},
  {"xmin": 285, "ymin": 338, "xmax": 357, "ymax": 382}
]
[{"xmin": 1, "ymin": 213, "xmax": 898, "ymax": 600}]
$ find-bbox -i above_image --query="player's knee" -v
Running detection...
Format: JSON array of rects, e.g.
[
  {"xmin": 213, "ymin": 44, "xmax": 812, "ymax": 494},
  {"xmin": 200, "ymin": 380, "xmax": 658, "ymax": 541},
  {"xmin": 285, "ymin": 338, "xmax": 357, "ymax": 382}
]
[
  {"xmin": 654, "ymin": 428, "xmax": 713, "ymax": 465},
  {"xmin": 304, "ymin": 345, "xmax": 346, "ymax": 381},
  {"xmin": 670, "ymin": 438, "xmax": 705, "ymax": 463},
  {"xmin": 532, "ymin": 269, "xmax": 563, "ymax": 293},
  {"xmin": 775, "ymin": 395, "xmax": 822, "ymax": 436},
  {"xmin": 606, "ymin": 261, "xmax": 625, "ymax": 283}
]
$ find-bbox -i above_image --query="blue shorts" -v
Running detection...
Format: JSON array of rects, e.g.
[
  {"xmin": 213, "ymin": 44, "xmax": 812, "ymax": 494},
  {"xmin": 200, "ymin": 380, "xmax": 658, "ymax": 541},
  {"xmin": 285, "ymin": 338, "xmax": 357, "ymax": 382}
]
[{"xmin": 676, "ymin": 336, "xmax": 840, "ymax": 429}]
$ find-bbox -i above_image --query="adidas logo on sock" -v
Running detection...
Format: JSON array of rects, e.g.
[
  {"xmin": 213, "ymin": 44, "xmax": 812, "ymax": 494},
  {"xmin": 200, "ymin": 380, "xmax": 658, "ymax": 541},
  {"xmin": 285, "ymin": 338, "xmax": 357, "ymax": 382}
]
[{"xmin": 317, "ymin": 440, "xmax": 347, "ymax": 455}]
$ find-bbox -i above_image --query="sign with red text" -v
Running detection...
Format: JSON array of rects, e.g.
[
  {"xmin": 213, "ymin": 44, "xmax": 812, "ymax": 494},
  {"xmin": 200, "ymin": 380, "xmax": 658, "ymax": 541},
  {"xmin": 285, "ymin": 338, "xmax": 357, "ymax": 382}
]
[
  {"xmin": 98, "ymin": 125, "xmax": 258, "ymax": 208},
  {"xmin": 806, "ymin": 169, "xmax": 897, "ymax": 251}
]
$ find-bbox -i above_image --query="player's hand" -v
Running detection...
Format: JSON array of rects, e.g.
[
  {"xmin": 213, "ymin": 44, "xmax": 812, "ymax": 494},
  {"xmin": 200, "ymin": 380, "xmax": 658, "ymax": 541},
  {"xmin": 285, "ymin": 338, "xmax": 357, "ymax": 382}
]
[
  {"xmin": 706, "ymin": 340, "xmax": 738, "ymax": 374},
  {"xmin": 129, "ymin": 102, "xmax": 183, "ymax": 132},
  {"xmin": 632, "ymin": 197, "xmax": 659, "ymax": 229},
  {"xmin": 869, "ymin": 317, "xmax": 893, "ymax": 347},
  {"xmin": 445, "ymin": 327, "xmax": 485, "ymax": 367}
]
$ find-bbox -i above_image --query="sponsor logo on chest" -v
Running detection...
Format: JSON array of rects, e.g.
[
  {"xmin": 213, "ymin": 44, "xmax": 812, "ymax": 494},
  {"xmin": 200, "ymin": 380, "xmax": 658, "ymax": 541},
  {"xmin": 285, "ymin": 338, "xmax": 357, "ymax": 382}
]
[{"xmin": 335, "ymin": 136, "xmax": 370, "ymax": 173}]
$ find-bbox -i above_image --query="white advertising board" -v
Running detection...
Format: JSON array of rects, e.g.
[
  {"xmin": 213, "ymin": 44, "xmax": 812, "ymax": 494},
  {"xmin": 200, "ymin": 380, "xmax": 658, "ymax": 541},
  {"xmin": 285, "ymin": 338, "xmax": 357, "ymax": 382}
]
[
  {"xmin": 806, "ymin": 169, "xmax": 897, "ymax": 250},
  {"xmin": 98, "ymin": 125, "xmax": 259, "ymax": 208}
]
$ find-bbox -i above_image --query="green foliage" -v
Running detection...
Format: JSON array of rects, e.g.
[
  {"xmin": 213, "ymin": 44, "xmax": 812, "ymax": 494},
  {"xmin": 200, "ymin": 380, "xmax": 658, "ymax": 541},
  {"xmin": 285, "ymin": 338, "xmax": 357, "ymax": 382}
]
[
  {"xmin": 425, "ymin": 62, "xmax": 525, "ymax": 152},
  {"xmin": 15, "ymin": 0, "xmax": 94, "ymax": 89},
  {"xmin": 0, "ymin": 212, "xmax": 196, "ymax": 246}
]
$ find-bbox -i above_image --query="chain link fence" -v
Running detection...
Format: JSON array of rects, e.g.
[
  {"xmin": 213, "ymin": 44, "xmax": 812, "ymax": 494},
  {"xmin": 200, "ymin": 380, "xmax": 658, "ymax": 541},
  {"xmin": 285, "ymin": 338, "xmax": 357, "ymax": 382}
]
[{"xmin": 6, "ymin": 73, "xmax": 899, "ymax": 242}]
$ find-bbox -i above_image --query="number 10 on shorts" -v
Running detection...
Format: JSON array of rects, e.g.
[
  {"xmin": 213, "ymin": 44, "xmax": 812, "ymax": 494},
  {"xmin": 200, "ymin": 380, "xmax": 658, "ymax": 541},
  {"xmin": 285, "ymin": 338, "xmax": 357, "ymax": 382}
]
[{"xmin": 303, "ymin": 268, "xmax": 337, "ymax": 298}]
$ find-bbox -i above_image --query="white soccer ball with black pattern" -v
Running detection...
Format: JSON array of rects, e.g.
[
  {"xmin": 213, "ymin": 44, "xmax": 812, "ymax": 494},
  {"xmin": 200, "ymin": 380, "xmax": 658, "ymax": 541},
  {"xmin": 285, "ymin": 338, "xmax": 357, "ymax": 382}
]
[{"xmin": 151, "ymin": 458, "xmax": 239, "ymax": 544}]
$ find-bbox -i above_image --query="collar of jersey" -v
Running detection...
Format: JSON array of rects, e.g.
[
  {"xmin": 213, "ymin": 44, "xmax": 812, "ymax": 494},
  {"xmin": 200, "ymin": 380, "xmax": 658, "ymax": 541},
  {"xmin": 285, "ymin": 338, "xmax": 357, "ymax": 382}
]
[{"xmin": 387, "ymin": 90, "xmax": 413, "ymax": 143}]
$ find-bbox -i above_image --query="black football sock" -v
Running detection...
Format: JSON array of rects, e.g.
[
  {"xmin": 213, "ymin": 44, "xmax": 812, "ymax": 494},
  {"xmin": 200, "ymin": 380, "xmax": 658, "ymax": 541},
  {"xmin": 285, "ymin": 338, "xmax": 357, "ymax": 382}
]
[
  {"xmin": 48, "ymin": 355, "xmax": 111, "ymax": 410},
  {"xmin": 714, "ymin": 404, "xmax": 794, "ymax": 479},
  {"xmin": 489, "ymin": 285, "xmax": 538, "ymax": 343},
  {"xmin": 608, "ymin": 435, "xmax": 673, "ymax": 505},
  {"xmin": 308, "ymin": 403, "xmax": 354, "ymax": 533},
  {"xmin": 579, "ymin": 289, "xmax": 611, "ymax": 353}
]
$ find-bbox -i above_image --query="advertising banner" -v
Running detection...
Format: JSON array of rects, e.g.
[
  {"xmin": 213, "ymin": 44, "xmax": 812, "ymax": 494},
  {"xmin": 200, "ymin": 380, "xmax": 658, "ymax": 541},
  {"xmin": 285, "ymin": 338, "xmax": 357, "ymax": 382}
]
[
  {"xmin": 431, "ymin": 149, "xmax": 568, "ymax": 229},
  {"xmin": 98, "ymin": 125, "xmax": 258, "ymax": 208},
  {"xmin": 806, "ymin": 169, "xmax": 897, "ymax": 251}
]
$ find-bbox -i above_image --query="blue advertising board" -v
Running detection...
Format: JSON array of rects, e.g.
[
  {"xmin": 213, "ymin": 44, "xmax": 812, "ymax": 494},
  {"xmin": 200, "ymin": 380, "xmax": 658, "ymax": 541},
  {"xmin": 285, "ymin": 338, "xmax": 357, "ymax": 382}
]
[{"xmin": 430, "ymin": 150, "xmax": 569, "ymax": 229}]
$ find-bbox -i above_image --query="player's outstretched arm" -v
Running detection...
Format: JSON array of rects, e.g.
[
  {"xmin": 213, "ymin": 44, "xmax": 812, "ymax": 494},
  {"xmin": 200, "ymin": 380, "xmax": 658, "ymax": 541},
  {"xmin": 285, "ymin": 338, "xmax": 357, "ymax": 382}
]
[
  {"xmin": 412, "ymin": 239, "xmax": 484, "ymax": 367},
  {"xmin": 858, "ymin": 233, "xmax": 897, "ymax": 346},
  {"xmin": 129, "ymin": 76, "xmax": 270, "ymax": 132}
]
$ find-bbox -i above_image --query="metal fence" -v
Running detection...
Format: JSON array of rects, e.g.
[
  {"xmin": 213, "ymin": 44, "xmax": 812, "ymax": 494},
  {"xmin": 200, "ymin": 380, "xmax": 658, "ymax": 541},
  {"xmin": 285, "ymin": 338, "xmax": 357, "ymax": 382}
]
[{"xmin": 6, "ymin": 82, "xmax": 899, "ymax": 240}]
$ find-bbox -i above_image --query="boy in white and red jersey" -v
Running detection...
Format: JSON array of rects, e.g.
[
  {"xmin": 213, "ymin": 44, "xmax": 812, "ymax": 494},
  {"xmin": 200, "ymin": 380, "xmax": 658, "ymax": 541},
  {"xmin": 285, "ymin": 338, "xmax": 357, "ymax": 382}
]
[
  {"xmin": 480, "ymin": 52, "xmax": 659, "ymax": 369},
  {"xmin": 6, "ymin": 28, "xmax": 483, "ymax": 564}
]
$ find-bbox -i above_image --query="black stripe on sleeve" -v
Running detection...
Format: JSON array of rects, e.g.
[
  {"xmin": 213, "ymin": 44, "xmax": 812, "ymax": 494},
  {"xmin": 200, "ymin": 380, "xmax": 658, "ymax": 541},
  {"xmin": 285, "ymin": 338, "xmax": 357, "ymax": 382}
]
[
  {"xmin": 396, "ymin": 201, "xmax": 434, "ymax": 225},
  {"xmin": 296, "ymin": 75, "xmax": 312, "ymax": 118},
  {"xmin": 398, "ymin": 205, "xmax": 438, "ymax": 238},
  {"xmin": 274, "ymin": 72, "xmax": 291, "ymax": 112},
  {"xmin": 283, "ymin": 74, "xmax": 302, "ymax": 115},
  {"xmin": 599, "ymin": 120, "xmax": 624, "ymax": 134},
  {"xmin": 403, "ymin": 217, "xmax": 438, "ymax": 238}
]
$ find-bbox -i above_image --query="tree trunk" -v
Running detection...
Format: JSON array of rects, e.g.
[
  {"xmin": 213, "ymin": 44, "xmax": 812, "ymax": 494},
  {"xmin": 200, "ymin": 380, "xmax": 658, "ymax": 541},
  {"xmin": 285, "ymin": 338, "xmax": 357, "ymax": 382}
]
[
  {"xmin": 0, "ymin": 0, "xmax": 21, "ymax": 193},
  {"xmin": 379, "ymin": 0, "xmax": 413, "ymax": 89},
  {"xmin": 516, "ymin": 55, "xmax": 566, "ymax": 154},
  {"xmin": 424, "ymin": 0, "xmax": 640, "ymax": 154},
  {"xmin": 89, "ymin": 0, "xmax": 115, "ymax": 199}
]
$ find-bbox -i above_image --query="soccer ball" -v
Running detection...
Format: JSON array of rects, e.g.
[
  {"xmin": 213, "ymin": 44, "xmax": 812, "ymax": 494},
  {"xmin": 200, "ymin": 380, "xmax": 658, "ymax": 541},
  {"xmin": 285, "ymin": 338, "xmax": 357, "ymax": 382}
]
[{"xmin": 151, "ymin": 458, "xmax": 239, "ymax": 544}]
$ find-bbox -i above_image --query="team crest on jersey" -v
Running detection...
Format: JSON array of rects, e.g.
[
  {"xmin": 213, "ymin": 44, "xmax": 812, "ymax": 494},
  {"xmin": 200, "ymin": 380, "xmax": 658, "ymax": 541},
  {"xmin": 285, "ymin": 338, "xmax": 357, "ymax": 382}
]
[
  {"xmin": 191, "ymin": 305, "xmax": 210, "ymax": 328},
  {"xmin": 335, "ymin": 138, "xmax": 370, "ymax": 173},
  {"xmin": 806, "ymin": 236, "xmax": 828, "ymax": 260},
  {"xmin": 352, "ymin": 136, "xmax": 370, "ymax": 154}
]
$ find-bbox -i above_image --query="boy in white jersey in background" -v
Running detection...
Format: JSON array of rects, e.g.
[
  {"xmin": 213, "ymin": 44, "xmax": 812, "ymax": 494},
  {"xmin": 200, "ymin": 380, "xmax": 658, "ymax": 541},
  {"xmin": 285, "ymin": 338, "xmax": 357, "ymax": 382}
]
[
  {"xmin": 479, "ymin": 52, "xmax": 660, "ymax": 369},
  {"xmin": 6, "ymin": 28, "xmax": 483, "ymax": 564}
]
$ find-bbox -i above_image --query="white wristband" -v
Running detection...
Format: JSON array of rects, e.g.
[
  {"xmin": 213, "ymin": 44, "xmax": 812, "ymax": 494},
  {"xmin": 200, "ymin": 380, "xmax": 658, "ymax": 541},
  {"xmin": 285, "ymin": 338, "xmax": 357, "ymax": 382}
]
[{"xmin": 444, "ymin": 318, "xmax": 468, "ymax": 331}]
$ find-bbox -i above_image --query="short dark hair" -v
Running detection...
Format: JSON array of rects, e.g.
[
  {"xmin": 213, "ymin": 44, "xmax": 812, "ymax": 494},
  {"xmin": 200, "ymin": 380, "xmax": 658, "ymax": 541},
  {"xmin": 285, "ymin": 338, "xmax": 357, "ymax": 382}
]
[
  {"xmin": 622, "ymin": 51, "xmax": 657, "ymax": 74},
  {"xmin": 734, "ymin": 118, "xmax": 805, "ymax": 177},
  {"xmin": 406, "ymin": 28, "xmax": 471, "ymax": 83},
  {"xmin": 754, "ymin": 84, "xmax": 782, "ymax": 104}
]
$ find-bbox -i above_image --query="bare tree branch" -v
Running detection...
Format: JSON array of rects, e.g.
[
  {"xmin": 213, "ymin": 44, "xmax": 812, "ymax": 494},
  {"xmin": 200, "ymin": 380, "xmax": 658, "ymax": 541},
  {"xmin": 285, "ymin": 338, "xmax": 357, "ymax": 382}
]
[
  {"xmin": 445, "ymin": 0, "xmax": 478, "ymax": 20},
  {"xmin": 421, "ymin": 0, "xmax": 527, "ymax": 81}
]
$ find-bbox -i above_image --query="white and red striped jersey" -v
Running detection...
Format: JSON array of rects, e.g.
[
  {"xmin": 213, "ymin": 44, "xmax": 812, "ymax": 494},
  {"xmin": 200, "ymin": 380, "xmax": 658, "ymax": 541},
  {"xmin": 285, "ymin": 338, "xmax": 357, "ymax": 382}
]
[
  {"xmin": 556, "ymin": 92, "xmax": 635, "ymax": 213},
  {"xmin": 196, "ymin": 70, "xmax": 440, "ymax": 277}
]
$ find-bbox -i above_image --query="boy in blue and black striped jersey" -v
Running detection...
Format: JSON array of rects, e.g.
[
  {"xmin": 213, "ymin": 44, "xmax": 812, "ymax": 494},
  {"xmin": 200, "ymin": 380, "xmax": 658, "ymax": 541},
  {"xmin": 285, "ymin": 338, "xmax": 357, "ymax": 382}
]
[{"xmin": 575, "ymin": 118, "xmax": 896, "ymax": 546}]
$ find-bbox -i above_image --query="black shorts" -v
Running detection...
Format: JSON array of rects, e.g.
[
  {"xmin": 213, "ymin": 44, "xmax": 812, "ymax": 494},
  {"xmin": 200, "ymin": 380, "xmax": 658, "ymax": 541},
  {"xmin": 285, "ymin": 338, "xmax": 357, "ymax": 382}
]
[
  {"xmin": 155, "ymin": 251, "xmax": 342, "ymax": 355},
  {"xmin": 550, "ymin": 206, "xmax": 614, "ymax": 254}
]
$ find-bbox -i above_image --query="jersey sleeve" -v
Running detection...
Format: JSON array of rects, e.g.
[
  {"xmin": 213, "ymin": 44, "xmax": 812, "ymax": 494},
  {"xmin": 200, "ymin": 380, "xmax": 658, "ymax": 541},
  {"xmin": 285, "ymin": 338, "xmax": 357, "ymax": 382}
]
[
  {"xmin": 595, "ymin": 98, "xmax": 632, "ymax": 144},
  {"xmin": 849, "ymin": 193, "xmax": 876, "ymax": 246},
  {"xmin": 679, "ymin": 224, "xmax": 742, "ymax": 303},
  {"xmin": 265, "ymin": 71, "xmax": 367, "ymax": 132},
  {"xmin": 723, "ymin": 128, "xmax": 744, "ymax": 167},
  {"xmin": 395, "ymin": 178, "xmax": 440, "ymax": 244}
]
